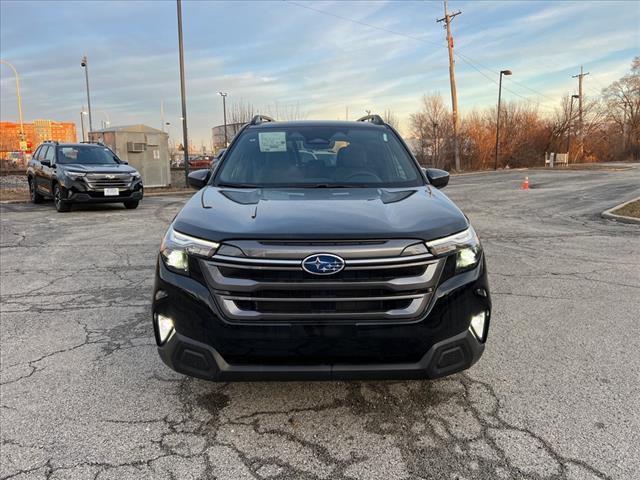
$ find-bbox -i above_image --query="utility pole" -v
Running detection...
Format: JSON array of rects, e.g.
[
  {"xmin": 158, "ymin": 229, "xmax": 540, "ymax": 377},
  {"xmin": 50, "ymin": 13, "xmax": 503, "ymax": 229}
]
[
  {"xmin": 572, "ymin": 66, "xmax": 589, "ymax": 160},
  {"xmin": 437, "ymin": 1, "xmax": 461, "ymax": 171},
  {"xmin": 176, "ymin": 0, "xmax": 189, "ymax": 185}
]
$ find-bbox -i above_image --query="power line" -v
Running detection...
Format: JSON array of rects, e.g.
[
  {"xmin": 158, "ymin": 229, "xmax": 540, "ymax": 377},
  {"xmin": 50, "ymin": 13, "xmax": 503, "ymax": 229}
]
[
  {"xmin": 285, "ymin": 0, "xmax": 563, "ymax": 111},
  {"xmin": 286, "ymin": 0, "xmax": 443, "ymax": 47}
]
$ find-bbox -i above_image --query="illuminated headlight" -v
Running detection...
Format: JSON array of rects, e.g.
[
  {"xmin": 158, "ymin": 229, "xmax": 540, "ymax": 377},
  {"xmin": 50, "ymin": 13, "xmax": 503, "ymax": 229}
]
[
  {"xmin": 469, "ymin": 311, "xmax": 488, "ymax": 342},
  {"xmin": 155, "ymin": 313, "xmax": 174, "ymax": 344},
  {"xmin": 66, "ymin": 171, "xmax": 86, "ymax": 180},
  {"xmin": 160, "ymin": 225, "xmax": 219, "ymax": 274},
  {"xmin": 425, "ymin": 226, "xmax": 482, "ymax": 273}
]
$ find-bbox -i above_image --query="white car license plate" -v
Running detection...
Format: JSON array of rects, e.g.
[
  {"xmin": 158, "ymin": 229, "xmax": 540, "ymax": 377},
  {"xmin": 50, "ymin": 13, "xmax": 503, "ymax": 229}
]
[{"xmin": 104, "ymin": 188, "xmax": 119, "ymax": 196}]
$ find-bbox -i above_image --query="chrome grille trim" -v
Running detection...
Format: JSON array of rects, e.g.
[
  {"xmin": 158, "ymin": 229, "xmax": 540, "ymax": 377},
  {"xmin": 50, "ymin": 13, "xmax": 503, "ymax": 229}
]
[
  {"xmin": 209, "ymin": 251, "xmax": 434, "ymax": 269},
  {"xmin": 84, "ymin": 173, "xmax": 133, "ymax": 190},
  {"xmin": 200, "ymin": 240, "xmax": 445, "ymax": 323}
]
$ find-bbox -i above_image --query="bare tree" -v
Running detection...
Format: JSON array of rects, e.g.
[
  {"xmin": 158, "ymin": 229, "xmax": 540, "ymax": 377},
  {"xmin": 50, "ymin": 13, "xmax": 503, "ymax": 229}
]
[
  {"xmin": 409, "ymin": 93, "xmax": 451, "ymax": 168},
  {"xmin": 601, "ymin": 56, "xmax": 640, "ymax": 160},
  {"xmin": 383, "ymin": 109, "xmax": 400, "ymax": 129},
  {"xmin": 229, "ymin": 100, "xmax": 256, "ymax": 126},
  {"xmin": 265, "ymin": 102, "xmax": 307, "ymax": 121}
]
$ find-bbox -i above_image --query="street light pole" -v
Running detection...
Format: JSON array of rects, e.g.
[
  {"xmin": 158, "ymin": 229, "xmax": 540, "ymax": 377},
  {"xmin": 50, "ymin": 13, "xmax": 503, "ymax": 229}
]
[
  {"xmin": 432, "ymin": 122, "xmax": 439, "ymax": 167},
  {"xmin": 176, "ymin": 0, "xmax": 190, "ymax": 184},
  {"xmin": 0, "ymin": 59, "xmax": 25, "ymax": 147},
  {"xmin": 80, "ymin": 106, "xmax": 87, "ymax": 142},
  {"xmin": 567, "ymin": 94, "xmax": 579, "ymax": 160},
  {"xmin": 494, "ymin": 69, "xmax": 512, "ymax": 170},
  {"xmin": 80, "ymin": 56, "xmax": 93, "ymax": 133},
  {"xmin": 218, "ymin": 91, "xmax": 228, "ymax": 146}
]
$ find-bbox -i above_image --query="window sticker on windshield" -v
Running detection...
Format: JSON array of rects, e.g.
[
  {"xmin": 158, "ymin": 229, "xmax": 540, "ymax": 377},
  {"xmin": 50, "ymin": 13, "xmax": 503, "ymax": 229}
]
[
  {"xmin": 258, "ymin": 132, "xmax": 287, "ymax": 152},
  {"xmin": 383, "ymin": 133, "xmax": 388, "ymax": 142}
]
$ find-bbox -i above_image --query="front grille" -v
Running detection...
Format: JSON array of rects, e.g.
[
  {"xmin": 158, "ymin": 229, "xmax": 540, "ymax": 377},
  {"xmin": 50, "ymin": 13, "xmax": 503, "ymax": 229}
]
[
  {"xmin": 84, "ymin": 173, "xmax": 132, "ymax": 190},
  {"xmin": 200, "ymin": 239, "xmax": 444, "ymax": 323},
  {"xmin": 217, "ymin": 264, "xmax": 426, "ymax": 282}
]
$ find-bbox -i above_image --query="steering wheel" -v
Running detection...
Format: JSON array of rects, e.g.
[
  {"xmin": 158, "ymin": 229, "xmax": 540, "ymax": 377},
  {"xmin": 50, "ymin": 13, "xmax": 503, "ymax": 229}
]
[{"xmin": 343, "ymin": 171, "xmax": 382, "ymax": 182}]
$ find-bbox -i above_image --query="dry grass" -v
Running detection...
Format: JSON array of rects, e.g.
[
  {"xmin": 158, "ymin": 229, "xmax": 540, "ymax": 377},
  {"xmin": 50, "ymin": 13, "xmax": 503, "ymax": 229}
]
[{"xmin": 612, "ymin": 199, "xmax": 640, "ymax": 219}]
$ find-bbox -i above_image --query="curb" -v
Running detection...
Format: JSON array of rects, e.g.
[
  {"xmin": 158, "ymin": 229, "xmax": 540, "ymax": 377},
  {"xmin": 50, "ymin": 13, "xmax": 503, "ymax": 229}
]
[{"xmin": 601, "ymin": 197, "xmax": 640, "ymax": 225}]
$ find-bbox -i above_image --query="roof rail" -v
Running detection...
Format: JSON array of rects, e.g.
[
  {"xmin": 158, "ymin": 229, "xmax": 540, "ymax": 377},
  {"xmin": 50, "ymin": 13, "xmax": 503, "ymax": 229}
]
[
  {"xmin": 250, "ymin": 114, "xmax": 276, "ymax": 125},
  {"xmin": 356, "ymin": 114, "xmax": 385, "ymax": 126},
  {"xmin": 44, "ymin": 139, "xmax": 59, "ymax": 144}
]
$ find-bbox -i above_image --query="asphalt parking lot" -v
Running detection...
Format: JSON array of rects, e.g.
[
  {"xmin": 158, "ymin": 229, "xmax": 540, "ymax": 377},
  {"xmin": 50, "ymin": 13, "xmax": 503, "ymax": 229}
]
[{"xmin": 1, "ymin": 165, "xmax": 639, "ymax": 480}]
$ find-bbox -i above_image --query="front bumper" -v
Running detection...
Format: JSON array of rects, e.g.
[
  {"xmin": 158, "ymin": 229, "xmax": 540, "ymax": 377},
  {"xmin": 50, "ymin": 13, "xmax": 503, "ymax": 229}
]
[
  {"xmin": 67, "ymin": 189, "xmax": 143, "ymax": 203},
  {"xmin": 153, "ymin": 256, "xmax": 491, "ymax": 381},
  {"xmin": 61, "ymin": 178, "xmax": 143, "ymax": 203},
  {"xmin": 158, "ymin": 328, "xmax": 483, "ymax": 381}
]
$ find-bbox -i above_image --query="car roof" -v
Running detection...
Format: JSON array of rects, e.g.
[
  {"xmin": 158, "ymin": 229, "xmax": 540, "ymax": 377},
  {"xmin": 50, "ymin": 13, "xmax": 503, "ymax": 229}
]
[
  {"xmin": 247, "ymin": 120, "xmax": 388, "ymax": 129},
  {"xmin": 45, "ymin": 142, "xmax": 103, "ymax": 148}
]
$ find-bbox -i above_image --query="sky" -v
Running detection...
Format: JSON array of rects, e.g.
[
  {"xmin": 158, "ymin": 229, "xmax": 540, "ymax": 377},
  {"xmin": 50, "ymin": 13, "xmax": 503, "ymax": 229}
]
[{"xmin": 1, "ymin": 0, "xmax": 638, "ymax": 146}]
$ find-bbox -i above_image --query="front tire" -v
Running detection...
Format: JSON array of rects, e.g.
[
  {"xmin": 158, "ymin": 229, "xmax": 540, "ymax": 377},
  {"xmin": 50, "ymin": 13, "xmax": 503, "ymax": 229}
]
[
  {"xmin": 29, "ymin": 179, "xmax": 44, "ymax": 204},
  {"xmin": 123, "ymin": 200, "xmax": 139, "ymax": 209},
  {"xmin": 53, "ymin": 184, "xmax": 71, "ymax": 212}
]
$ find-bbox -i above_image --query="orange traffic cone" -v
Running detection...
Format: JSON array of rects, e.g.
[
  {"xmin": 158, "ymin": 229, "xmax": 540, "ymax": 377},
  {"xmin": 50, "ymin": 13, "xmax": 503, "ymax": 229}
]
[{"xmin": 521, "ymin": 176, "xmax": 530, "ymax": 190}]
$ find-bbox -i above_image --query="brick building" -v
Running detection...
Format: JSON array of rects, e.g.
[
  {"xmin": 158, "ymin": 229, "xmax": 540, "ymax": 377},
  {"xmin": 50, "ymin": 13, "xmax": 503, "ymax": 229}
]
[{"xmin": 0, "ymin": 120, "xmax": 77, "ymax": 157}]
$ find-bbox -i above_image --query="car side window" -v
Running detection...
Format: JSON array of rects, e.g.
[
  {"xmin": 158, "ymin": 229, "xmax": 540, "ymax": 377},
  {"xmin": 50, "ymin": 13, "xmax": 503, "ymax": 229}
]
[
  {"xmin": 38, "ymin": 146, "xmax": 49, "ymax": 161},
  {"xmin": 32, "ymin": 146, "xmax": 42, "ymax": 161},
  {"xmin": 44, "ymin": 146, "xmax": 56, "ymax": 164}
]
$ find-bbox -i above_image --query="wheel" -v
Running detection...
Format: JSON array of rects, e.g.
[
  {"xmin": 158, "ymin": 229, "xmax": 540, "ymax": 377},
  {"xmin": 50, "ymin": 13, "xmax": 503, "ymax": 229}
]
[
  {"xmin": 29, "ymin": 178, "xmax": 44, "ymax": 204},
  {"xmin": 123, "ymin": 200, "xmax": 139, "ymax": 209},
  {"xmin": 53, "ymin": 184, "xmax": 71, "ymax": 212}
]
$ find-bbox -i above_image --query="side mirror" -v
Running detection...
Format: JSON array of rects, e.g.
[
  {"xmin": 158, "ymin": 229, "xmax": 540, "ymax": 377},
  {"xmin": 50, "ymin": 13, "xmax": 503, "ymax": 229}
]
[
  {"xmin": 187, "ymin": 169, "xmax": 210, "ymax": 190},
  {"xmin": 120, "ymin": 160, "xmax": 128, "ymax": 165},
  {"xmin": 424, "ymin": 168, "xmax": 450, "ymax": 188},
  {"xmin": 40, "ymin": 160, "xmax": 51, "ymax": 167}
]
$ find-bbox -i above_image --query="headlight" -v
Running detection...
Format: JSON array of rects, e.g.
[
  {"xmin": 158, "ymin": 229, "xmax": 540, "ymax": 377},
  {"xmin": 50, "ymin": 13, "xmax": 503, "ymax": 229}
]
[
  {"xmin": 425, "ymin": 226, "xmax": 482, "ymax": 273},
  {"xmin": 66, "ymin": 171, "xmax": 86, "ymax": 180},
  {"xmin": 131, "ymin": 172, "xmax": 141, "ymax": 179},
  {"xmin": 160, "ymin": 225, "xmax": 219, "ymax": 274}
]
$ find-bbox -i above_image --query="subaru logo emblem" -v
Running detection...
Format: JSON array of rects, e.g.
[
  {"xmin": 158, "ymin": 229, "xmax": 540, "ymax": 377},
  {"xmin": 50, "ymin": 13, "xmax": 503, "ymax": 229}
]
[
  {"xmin": 105, "ymin": 174, "xmax": 115, "ymax": 179},
  {"xmin": 302, "ymin": 254, "xmax": 345, "ymax": 275}
]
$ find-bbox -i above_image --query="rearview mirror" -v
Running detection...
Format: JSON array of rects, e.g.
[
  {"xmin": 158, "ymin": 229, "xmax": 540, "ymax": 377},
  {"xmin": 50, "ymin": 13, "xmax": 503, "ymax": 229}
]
[
  {"xmin": 424, "ymin": 168, "xmax": 450, "ymax": 189},
  {"xmin": 187, "ymin": 169, "xmax": 210, "ymax": 190}
]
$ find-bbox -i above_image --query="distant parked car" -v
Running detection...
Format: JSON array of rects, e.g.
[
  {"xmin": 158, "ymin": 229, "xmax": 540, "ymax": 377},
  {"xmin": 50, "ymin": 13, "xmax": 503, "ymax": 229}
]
[
  {"xmin": 26, "ymin": 141, "xmax": 143, "ymax": 212},
  {"xmin": 189, "ymin": 155, "xmax": 216, "ymax": 169}
]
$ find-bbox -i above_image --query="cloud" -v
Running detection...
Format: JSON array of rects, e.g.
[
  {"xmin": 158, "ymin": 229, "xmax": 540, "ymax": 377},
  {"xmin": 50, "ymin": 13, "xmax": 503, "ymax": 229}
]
[{"xmin": 1, "ymin": 0, "xmax": 638, "ymax": 142}]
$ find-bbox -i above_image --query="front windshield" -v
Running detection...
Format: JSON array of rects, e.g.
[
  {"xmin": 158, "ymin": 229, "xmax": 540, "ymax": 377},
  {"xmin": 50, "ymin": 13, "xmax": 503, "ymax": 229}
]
[
  {"xmin": 215, "ymin": 125, "xmax": 422, "ymax": 188},
  {"xmin": 57, "ymin": 146, "xmax": 120, "ymax": 165}
]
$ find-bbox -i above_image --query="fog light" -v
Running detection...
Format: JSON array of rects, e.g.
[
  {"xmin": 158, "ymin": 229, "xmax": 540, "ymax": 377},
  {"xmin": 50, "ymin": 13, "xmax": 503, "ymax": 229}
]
[
  {"xmin": 470, "ymin": 311, "xmax": 487, "ymax": 342},
  {"xmin": 156, "ymin": 314, "xmax": 174, "ymax": 344}
]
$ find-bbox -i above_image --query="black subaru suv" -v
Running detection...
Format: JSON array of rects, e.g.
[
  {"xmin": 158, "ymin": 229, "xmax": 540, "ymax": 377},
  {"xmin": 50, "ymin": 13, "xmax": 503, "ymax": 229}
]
[
  {"xmin": 26, "ymin": 141, "xmax": 143, "ymax": 212},
  {"xmin": 153, "ymin": 115, "xmax": 490, "ymax": 381}
]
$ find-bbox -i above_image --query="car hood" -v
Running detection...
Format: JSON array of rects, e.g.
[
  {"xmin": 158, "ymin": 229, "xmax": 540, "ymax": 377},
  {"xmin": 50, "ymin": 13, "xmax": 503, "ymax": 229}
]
[
  {"xmin": 173, "ymin": 186, "xmax": 468, "ymax": 242},
  {"xmin": 60, "ymin": 164, "xmax": 138, "ymax": 174}
]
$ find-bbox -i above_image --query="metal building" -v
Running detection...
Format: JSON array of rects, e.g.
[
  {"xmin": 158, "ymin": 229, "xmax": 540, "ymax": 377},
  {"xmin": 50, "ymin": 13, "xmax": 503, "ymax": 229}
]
[{"xmin": 89, "ymin": 125, "xmax": 170, "ymax": 187}]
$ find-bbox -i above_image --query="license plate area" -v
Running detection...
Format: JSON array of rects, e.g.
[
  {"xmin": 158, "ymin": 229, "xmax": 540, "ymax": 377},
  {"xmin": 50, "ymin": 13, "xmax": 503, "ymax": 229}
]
[{"xmin": 104, "ymin": 188, "xmax": 119, "ymax": 196}]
